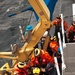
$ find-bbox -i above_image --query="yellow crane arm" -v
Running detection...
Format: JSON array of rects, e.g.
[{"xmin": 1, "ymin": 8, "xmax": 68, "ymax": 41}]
[
  {"xmin": 26, "ymin": 21, "xmax": 50, "ymax": 51},
  {"xmin": 0, "ymin": 0, "xmax": 52, "ymax": 63},
  {"xmin": 0, "ymin": 63, "xmax": 10, "ymax": 70},
  {"xmin": 0, "ymin": 52, "xmax": 12, "ymax": 56},
  {"xmin": 28, "ymin": 0, "xmax": 50, "ymax": 20},
  {"xmin": 17, "ymin": 0, "xmax": 52, "ymax": 61},
  {"xmin": 24, "ymin": 0, "xmax": 51, "ymax": 51}
]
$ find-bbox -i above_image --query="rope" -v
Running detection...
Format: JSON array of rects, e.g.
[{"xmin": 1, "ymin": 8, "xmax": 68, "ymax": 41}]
[{"xmin": 28, "ymin": 11, "xmax": 33, "ymax": 25}]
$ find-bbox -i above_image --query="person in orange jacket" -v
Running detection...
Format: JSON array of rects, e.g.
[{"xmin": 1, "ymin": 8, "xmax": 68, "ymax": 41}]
[
  {"xmin": 30, "ymin": 48, "xmax": 57, "ymax": 75},
  {"xmin": 49, "ymin": 36, "xmax": 62, "ymax": 75},
  {"xmin": 49, "ymin": 36, "xmax": 59, "ymax": 53},
  {"xmin": 14, "ymin": 62, "xmax": 29, "ymax": 75},
  {"xmin": 68, "ymin": 21, "xmax": 75, "ymax": 42},
  {"xmin": 52, "ymin": 14, "xmax": 68, "ymax": 43}
]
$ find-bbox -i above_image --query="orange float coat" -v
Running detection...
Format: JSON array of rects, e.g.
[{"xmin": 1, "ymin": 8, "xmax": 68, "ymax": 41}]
[
  {"xmin": 52, "ymin": 19, "xmax": 68, "ymax": 31},
  {"xmin": 68, "ymin": 25, "xmax": 75, "ymax": 38},
  {"xmin": 14, "ymin": 64, "xmax": 28, "ymax": 75},
  {"xmin": 49, "ymin": 40, "xmax": 59, "ymax": 53},
  {"xmin": 30, "ymin": 50, "xmax": 54, "ymax": 67}
]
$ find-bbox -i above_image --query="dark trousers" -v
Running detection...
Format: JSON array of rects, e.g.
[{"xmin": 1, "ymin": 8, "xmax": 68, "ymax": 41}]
[
  {"xmin": 54, "ymin": 31, "xmax": 68, "ymax": 43},
  {"xmin": 69, "ymin": 32, "xmax": 75, "ymax": 43}
]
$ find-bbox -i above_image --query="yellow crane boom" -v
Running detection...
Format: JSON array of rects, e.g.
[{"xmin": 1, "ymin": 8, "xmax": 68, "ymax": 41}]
[{"xmin": 0, "ymin": 0, "xmax": 52, "ymax": 63}]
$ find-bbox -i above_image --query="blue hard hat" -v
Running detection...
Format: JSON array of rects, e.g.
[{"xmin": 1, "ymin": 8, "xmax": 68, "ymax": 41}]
[{"xmin": 26, "ymin": 25, "xmax": 33, "ymax": 31}]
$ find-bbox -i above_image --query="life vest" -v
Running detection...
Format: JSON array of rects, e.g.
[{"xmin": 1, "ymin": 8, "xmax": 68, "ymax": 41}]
[
  {"xmin": 31, "ymin": 50, "xmax": 54, "ymax": 67},
  {"xmin": 50, "ymin": 41, "xmax": 59, "ymax": 52},
  {"xmin": 14, "ymin": 64, "xmax": 28, "ymax": 75}
]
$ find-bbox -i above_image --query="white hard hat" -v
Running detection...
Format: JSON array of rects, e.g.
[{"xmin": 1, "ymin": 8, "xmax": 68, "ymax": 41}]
[{"xmin": 43, "ymin": 31, "xmax": 48, "ymax": 37}]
